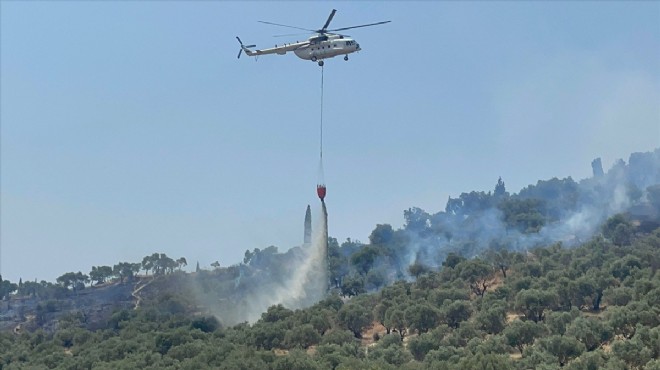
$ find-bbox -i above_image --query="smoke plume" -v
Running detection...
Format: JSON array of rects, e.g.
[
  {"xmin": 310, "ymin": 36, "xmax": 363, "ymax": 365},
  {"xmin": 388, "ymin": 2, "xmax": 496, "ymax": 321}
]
[
  {"xmin": 194, "ymin": 203, "xmax": 328, "ymax": 324},
  {"xmin": 398, "ymin": 149, "xmax": 660, "ymax": 272}
]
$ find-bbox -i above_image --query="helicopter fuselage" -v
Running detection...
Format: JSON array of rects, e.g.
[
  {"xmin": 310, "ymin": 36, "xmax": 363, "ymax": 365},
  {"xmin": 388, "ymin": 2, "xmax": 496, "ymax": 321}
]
[
  {"xmin": 294, "ymin": 36, "xmax": 361, "ymax": 61},
  {"xmin": 238, "ymin": 35, "xmax": 360, "ymax": 64}
]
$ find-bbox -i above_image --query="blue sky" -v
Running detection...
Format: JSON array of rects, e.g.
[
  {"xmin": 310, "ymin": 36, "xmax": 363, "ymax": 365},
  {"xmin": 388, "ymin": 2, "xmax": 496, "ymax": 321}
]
[{"xmin": 2, "ymin": 1, "xmax": 659, "ymax": 282}]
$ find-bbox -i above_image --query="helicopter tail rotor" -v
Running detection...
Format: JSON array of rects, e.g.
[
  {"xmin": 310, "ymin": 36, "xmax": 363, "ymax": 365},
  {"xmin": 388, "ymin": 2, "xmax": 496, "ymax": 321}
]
[{"xmin": 236, "ymin": 36, "xmax": 256, "ymax": 59}]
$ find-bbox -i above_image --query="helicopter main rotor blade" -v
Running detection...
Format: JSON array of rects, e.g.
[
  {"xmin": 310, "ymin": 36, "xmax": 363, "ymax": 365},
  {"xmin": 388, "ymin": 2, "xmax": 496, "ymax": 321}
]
[
  {"xmin": 257, "ymin": 21, "xmax": 314, "ymax": 32},
  {"xmin": 328, "ymin": 20, "xmax": 391, "ymax": 32},
  {"xmin": 320, "ymin": 9, "xmax": 337, "ymax": 32},
  {"xmin": 273, "ymin": 32, "xmax": 314, "ymax": 38}
]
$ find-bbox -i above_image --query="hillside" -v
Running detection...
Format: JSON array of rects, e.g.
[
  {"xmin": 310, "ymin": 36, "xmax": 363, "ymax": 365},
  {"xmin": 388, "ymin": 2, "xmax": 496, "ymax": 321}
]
[
  {"xmin": 1, "ymin": 226, "xmax": 658, "ymax": 369},
  {"xmin": 1, "ymin": 149, "xmax": 659, "ymax": 369}
]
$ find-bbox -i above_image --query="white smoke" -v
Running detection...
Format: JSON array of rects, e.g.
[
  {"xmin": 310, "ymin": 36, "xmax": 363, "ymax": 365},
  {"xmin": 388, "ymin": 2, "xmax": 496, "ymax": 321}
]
[
  {"xmin": 200, "ymin": 204, "xmax": 328, "ymax": 324},
  {"xmin": 406, "ymin": 151, "xmax": 659, "ymax": 273}
]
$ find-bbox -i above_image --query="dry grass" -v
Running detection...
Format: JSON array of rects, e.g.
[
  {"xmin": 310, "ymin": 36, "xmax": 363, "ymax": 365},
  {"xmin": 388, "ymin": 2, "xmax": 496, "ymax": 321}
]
[
  {"xmin": 506, "ymin": 312, "xmax": 521, "ymax": 323},
  {"xmin": 469, "ymin": 270, "xmax": 506, "ymax": 300},
  {"xmin": 488, "ymin": 271, "xmax": 505, "ymax": 292},
  {"xmin": 581, "ymin": 306, "xmax": 608, "ymax": 317},
  {"xmin": 361, "ymin": 322, "xmax": 387, "ymax": 347},
  {"xmin": 402, "ymin": 332, "xmax": 418, "ymax": 348}
]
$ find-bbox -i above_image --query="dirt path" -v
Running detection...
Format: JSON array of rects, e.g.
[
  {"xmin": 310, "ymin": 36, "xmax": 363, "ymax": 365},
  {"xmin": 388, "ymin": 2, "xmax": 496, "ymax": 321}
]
[{"xmin": 132, "ymin": 277, "xmax": 154, "ymax": 310}]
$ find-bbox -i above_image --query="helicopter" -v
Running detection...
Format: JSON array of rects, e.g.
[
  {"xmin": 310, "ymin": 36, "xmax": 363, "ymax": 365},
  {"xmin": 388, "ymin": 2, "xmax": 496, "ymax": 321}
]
[{"xmin": 236, "ymin": 9, "xmax": 390, "ymax": 66}]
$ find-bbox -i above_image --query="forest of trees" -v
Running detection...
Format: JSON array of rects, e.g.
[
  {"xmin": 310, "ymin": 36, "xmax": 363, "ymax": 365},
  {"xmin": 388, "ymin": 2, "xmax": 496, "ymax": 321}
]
[
  {"xmin": 0, "ymin": 222, "xmax": 658, "ymax": 369},
  {"xmin": 0, "ymin": 150, "xmax": 658, "ymax": 369}
]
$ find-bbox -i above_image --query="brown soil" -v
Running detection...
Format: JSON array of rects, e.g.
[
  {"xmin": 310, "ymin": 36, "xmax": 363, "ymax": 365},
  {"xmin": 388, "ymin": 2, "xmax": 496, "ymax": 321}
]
[
  {"xmin": 361, "ymin": 322, "xmax": 387, "ymax": 347},
  {"xmin": 488, "ymin": 271, "xmax": 505, "ymax": 292}
]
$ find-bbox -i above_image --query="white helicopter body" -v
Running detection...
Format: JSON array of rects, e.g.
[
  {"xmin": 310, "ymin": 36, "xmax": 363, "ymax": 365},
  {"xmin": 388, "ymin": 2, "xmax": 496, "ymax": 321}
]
[{"xmin": 237, "ymin": 10, "xmax": 387, "ymax": 66}]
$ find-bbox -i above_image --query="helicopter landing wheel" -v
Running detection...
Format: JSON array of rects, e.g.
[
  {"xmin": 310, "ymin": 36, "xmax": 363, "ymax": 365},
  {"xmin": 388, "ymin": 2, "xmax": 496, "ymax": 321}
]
[
  {"xmin": 311, "ymin": 56, "xmax": 317, "ymax": 62},
  {"xmin": 318, "ymin": 60, "xmax": 324, "ymax": 67},
  {"xmin": 344, "ymin": 55, "xmax": 348, "ymax": 61}
]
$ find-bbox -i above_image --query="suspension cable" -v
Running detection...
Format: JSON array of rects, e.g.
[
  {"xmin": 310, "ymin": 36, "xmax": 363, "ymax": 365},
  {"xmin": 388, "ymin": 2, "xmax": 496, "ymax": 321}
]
[{"xmin": 320, "ymin": 64, "xmax": 324, "ymax": 160}]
